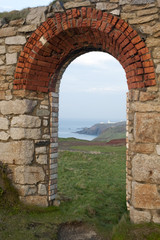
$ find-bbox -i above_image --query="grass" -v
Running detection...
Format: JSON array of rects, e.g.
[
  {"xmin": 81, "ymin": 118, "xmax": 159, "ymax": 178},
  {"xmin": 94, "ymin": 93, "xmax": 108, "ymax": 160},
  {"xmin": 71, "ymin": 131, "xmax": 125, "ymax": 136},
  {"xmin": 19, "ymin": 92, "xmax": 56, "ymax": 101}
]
[
  {"xmin": 0, "ymin": 8, "xmax": 29, "ymax": 21},
  {"xmin": 0, "ymin": 141, "xmax": 160, "ymax": 239}
]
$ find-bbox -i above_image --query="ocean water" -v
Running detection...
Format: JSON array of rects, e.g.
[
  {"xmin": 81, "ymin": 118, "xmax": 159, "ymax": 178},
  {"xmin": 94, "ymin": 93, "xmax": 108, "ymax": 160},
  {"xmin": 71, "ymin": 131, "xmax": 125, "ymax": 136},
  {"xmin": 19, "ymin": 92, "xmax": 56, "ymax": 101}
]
[{"xmin": 58, "ymin": 118, "xmax": 98, "ymax": 141}]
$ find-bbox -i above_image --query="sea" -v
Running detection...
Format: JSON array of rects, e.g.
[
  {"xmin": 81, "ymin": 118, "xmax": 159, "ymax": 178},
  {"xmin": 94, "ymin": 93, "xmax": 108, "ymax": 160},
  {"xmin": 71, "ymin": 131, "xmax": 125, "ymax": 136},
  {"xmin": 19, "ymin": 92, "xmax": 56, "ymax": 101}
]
[{"xmin": 58, "ymin": 118, "xmax": 122, "ymax": 141}]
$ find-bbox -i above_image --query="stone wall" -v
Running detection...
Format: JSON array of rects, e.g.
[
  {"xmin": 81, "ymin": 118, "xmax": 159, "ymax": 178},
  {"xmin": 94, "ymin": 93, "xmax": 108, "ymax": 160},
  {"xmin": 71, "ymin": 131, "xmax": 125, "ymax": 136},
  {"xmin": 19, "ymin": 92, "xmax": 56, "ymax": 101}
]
[{"xmin": 0, "ymin": 0, "xmax": 160, "ymax": 223}]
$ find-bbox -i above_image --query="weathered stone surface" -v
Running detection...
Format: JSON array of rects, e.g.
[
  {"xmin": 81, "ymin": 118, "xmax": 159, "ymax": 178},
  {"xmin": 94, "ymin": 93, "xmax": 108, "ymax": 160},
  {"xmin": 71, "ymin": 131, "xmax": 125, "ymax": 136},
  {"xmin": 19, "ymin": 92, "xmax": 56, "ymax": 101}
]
[
  {"xmin": 36, "ymin": 155, "xmax": 48, "ymax": 164},
  {"xmin": 0, "ymin": 59, "xmax": 4, "ymax": 65},
  {"xmin": 14, "ymin": 166, "xmax": 45, "ymax": 184},
  {"xmin": 130, "ymin": 207, "xmax": 151, "ymax": 223},
  {"xmin": 0, "ymin": 65, "xmax": 15, "ymax": 76},
  {"xmin": 156, "ymin": 145, "xmax": 160, "ymax": 155},
  {"xmin": 5, "ymin": 36, "xmax": 26, "ymax": 45},
  {"xmin": 18, "ymin": 25, "xmax": 37, "ymax": 33},
  {"xmin": 129, "ymin": 14, "xmax": 158, "ymax": 25},
  {"xmin": 64, "ymin": 1, "xmax": 90, "ymax": 9},
  {"xmin": 9, "ymin": 19, "xmax": 25, "ymax": 26},
  {"xmin": 153, "ymin": 47, "xmax": 160, "ymax": 59},
  {"xmin": 139, "ymin": 92, "xmax": 157, "ymax": 101},
  {"xmin": 131, "ymin": 102, "xmax": 160, "ymax": 112},
  {"xmin": 0, "ymin": 131, "xmax": 9, "ymax": 141},
  {"xmin": 15, "ymin": 184, "xmax": 37, "ymax": 196},
  {"xmin": 0, "ymin": 46, "xmax": 6, "ymax": 55},
  {"xmin": 26, "ymin": 7, "xmax": 47, "ymax": 24},
  {"xmin": 0, "ymin": 140, "xmax": 34, "ymax": 164},
  {"xmin": 122, "ymin": 3, "xmax": 155, "ymax": 11},
  {"xmin": 38, "ymin": 184, "xmax": 47, "ymax": 195},
  {"xmin": 137, "ymin": 7, "xmax": 158, "ymax": 17},
  {"xmin": 132, "ymin": 154, "xmax": 160, "ymax": 183},
  {"xmin": 11, "ymin": 115, "xmax": 41, "ymax": 128},
  {"xmin": 120, "ymin": 0, "xmax": 155, "ymax": 4},
  {"xmin": 134, "ymin": 113, "xmax": 160, "ymax": 143},
  {"xmin": 0, "ymin": 117, "xmax": 9, "ymax": 130},
  {"xmin": 0, "ymin": 27, "xmax": 16, "ymax": 37},
  {"xmin": 130, "ymin": 143, "xmax": 154, "ymax": 154},
  {"xmin": 0, "ymin": 91, "xmax": 5, "ymax": 100},
  {"xmin": 96, "ymin": 2, "xmax": 118, "ymax": 10},
  {"xmin": 0, "ymin": 18, "xmax": 7, "ymax": 27},
  {"xmin": 8, "ymin": 45, "xmax": 22, "ymax": 53},
  {"xmin": 152, "ymin": 210, "xmax": 160, "ymax": 223},
  {"xmin": 36, "ymin": 109, "xmax": 50, "ymax": 116},
  {"xmin": 35, "ymin": 146, "xmax": 47, "ymax": 154},
  {"xmin": 6, "ymin": 53, "xmax": 17, "ymax": 65},
  {"xmin": 121, "ymin": 12, "xmax": 136, "ymax": 20},
  {"xmin": 132, "ymin": 182, "xmax": 160, "ymax": 209},
  {"xmin": 0, "ymin": 99, "xmax": 37, "ymax": 115},
  {"xmin": 110, "ymin": 9, "xmax": 120, "ymax": 15},
  {"xmin": 146, "ymin": 37, "xmax": 160, "ymax": 47},
  {"xmin": 156, "ymin": 64, "xmax": 160, "ymax": 73},
  {"xmin": 10, "ymin": 128, "xmax": 41, "ymax": 140},
  {"xmin": 20, "ymin": 196, "xmax": 48, "ymax": 207}
]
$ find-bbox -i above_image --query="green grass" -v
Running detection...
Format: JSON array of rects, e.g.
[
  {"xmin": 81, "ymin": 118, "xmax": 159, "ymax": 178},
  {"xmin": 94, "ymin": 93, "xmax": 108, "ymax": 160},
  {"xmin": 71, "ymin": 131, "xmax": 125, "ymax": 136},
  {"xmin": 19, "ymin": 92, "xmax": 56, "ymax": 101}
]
[
  {"xmin": 0, "ymin": 9, "xmax": 29, "ymax": 21},
  {"xmin": 1, "ymin": 144, "xmax": 160, "ymax": 239}
]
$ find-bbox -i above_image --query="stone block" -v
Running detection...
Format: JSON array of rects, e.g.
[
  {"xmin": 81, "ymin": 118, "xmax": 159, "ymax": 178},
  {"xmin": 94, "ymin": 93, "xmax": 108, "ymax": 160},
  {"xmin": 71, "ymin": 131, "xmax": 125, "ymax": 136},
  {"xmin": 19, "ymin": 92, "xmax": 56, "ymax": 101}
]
[
  {"xmin": 20, "ymin": 196, "xmax": 48, "ymax": 207},
  {"xmin": 38, "ymin": 184, "xmax": 47, "ymax": 195},
  {"xmin": 11, "ymin": 115, "xmax": 41, "ymax": 128},
  {"xmin": 5, "ymin": 36, "xmax": 26, "ymax": 45},
  {"xmin": 110, "ymin": 9, "xmax": 120, "ymax": 15},
  {"xmin": 0, "ymin": 140, "xmax": 34, "ymax": 165},
  {"xmin": 130, "ymin": 207, "xmax": 151, "ymax": 223},
  {"xmin": 18, "ymin": 25, "xmax": 37, "ymax": 33},
  {"xmin": 9, "ymin": 19, "xmax": 25, "ymax": 26},
  {"xmin": 130, "ymin": 143, "xmax": 154, "ymax": 154},
  {"xmin": 156, "ymin": 145, "xmax": 160, "ymax": 155},
  {"xmin": 64, "ymin": 1, "xmax": 90, "ymax": 9},
  {"xmin": 0, "ymin": 99, "xmax": 37, "ymax": 115},
  {"xmin": 0, "ymin": 65, "xmax": 15, "ymax": 76},
  {"xmin": 8, "ymin": 45, "xmax": 22, "ymax": 53},
  {"xmin": 15, "ymin": 184, "xmax": 37, "ymax": 196},
  {"xmin": 0, "ymin": 27, "xmax": 16, "ymax": 37},
  {"xmin": 96, "ymin": 2, "xmax": 118, "ymax": 10},
  {"xmin": 0, "ymin": 117, "xmax": 9, "ymax": 130},
  {"xmin": 0, "ymin": 46, "xmax": 6, "ymax": 55},
  {"xmin": 132, "ymin": 154, "xmax": 160, "ymax": 184},
  {"xmin": 156, "ymin": 64, "xmax": 160, "ymax": 73},
  {"xmin": 137, "ymin": 8, "xmax": 158, "ymax": 17},
  {"xmin": 134, "ymin": 113, "xmax": 160, "ymax": 143},
  {"xmin": 35, "ymin": 146, "xmax": 47, "ymax": 154},
  {"xmin": 153, "ymin": 47, "xmax": 160, "ymax": 58},
  {"xmin": 139, "ymin": 92, "xmax": 157, "ymax": 101},
  {"xmin": 10, "ymin": 128, "xmax": 41, "ymax": 140},
  {"xmin": 129, "ymin": 14, "xmax": 158, "ymax": 25},
  {"xmin": 14, "ymin": 166, "xmax": 45, "ymax": 184},
  {"xmin": 146, "ymin": 37, "xmax": 160, "ymax": 47},
  {"xmin": 152, "ymin": 210, "xmax": 160, "ymax": 223},
  {"xmin": 132, "ymin": 182, "xmax": 160, "ymax": 209},
  {"xmin": 36, "ymin": 155, "xmax": 48, "ymax": 164},
  {"xmin": 36, "ymin": 109, "xmax": 50, "ymax": 116},
  {"xmin": 26, "ymin": 7, "xmax": 47, "ymax": 24},
  {"xmin": 0, "ymin": 131, "xmax": 9, "ymax": 141},
  {"xmin": 6, "ymin": 53, "xmax": 17, "ymax": 65}
]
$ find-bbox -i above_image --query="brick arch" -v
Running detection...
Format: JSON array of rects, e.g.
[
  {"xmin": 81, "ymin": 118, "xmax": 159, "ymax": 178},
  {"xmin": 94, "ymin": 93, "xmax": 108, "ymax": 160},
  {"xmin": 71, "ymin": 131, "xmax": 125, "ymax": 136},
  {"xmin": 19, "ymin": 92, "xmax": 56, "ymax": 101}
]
[{"xmin": 14, "ymin": 7, "xmax": 156, "ymax": 93}]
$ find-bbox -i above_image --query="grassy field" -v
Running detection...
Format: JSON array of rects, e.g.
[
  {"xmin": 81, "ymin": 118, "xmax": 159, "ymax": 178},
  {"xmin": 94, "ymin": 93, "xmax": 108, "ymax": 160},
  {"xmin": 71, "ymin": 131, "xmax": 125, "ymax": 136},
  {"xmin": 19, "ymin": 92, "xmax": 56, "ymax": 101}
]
[{"xmin": 0, "ymin": 139, "xmax": 160, "ymax": 239}]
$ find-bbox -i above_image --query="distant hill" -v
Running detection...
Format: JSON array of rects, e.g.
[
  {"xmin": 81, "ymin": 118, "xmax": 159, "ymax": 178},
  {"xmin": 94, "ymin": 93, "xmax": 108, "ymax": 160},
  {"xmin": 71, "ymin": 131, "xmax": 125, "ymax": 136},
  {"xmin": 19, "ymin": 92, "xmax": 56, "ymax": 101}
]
[
  {"xmin": 76, "ymin": 121, "xmax": 126, "ymax": 136},
  {"xmin": 93, "ymin": 123, "xmax": 126, "ymax": 142}
]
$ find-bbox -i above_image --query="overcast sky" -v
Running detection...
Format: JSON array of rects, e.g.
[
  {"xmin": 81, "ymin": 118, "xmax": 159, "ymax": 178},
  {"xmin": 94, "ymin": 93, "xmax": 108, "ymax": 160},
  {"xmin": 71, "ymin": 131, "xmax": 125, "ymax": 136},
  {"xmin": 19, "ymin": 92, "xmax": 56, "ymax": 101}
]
[{"xmin": 0, "ymin": 1, "xmax": 128, "ymax": 122}]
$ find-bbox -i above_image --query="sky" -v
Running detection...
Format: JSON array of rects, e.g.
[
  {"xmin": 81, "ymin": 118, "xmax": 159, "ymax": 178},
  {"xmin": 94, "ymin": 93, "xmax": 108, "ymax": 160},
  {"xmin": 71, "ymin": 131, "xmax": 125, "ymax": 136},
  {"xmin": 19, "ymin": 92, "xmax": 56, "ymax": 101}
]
[{"xmin": 0, "ymin": 1, "xmax": 128, "ymax": 122}]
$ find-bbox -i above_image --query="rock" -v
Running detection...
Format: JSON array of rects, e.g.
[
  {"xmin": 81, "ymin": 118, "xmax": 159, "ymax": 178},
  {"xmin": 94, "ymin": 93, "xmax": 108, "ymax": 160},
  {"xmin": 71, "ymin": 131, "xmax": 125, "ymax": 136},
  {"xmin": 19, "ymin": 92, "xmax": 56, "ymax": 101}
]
[
  {"xmin": 137, "ymin": 8, "xmax": 158, "ymax": 17},
  {"xmin": 132, "ymin": 154, "xmax": 160, "ymax": 184},
  {"xmin": 110, "ymin": 9, "xmax": 120, "ymax": 15},
  {"xmin": 153, "ymin": 47, "xmax": 160, "ymax": 59},
  {"xmin": 156, "ymin": 64, "xmax": 160, "ymax": 73},
  {"xmin": 26, "ymin": 7, "xmax": 47, "ymax": 25},
  {"xmin": 0, "ymin": 65, "xmax": 15, "ymax": 76},
  {"xmin": 35, "ymin": 146, "xmax": 47, "ymax": 154},
  {"xmin": 152, "ymin": 210, "xmax": 160, "ymax": 223},
  {"xmin": 132, "ymin": 182, "xmax": 160, "ymax": 209},
  {"xmin": 0, "ymin": 140, "xmax": 34, "ymax": 165},
  {"xmin": 119, "ymin": 0, "xmax": 131, "ymax": 4},
  {"xmin": 0, "ymin": 91, "xmax": 5, "ymax": 100},
  {"xmin": 9, "ymin": 19, "xmax": 25, "ymax": 26},
  {"xmin": 139, "ymin": 92, "xmax": 157, "ymax": 101},
  {"xmin": 0, "ymin": 46, "xmax": 6, "ymax": 55},
  {"xmin": 146, "ymin": 37, "xmax": 160, "ymax": 47},
  {"xmin": 18, "ymin": 24, "xmax": 37, "ymax": 33},
  {"xmin": 11, "ymin": 115, "xmax": 41, "ymax": 128},
  {"xmin": 132, "ymin": 0, "xmax": 155, "ymax": 3},
  {"xmin": 134, "ymin": 113, "xmax": 160, "ymax": 143},
  {"xmin": 96, "ymin": 3, "xmax": 118, "ymax": 10},
  {"xmin": 0, "ymin": 27, "xmax": 16, "ymax": 37},
  {"xmin": 38, "ymin": 184, "xmax": 47, "ymax": 195},
  {"xmin": 20, "ymin": 196, "xmax": 48, "ymax": 207},
  {"xmin": 129, "ymin": 14, "xmax": 158, "ymax": 25},
  {"xmin": 15, "ymin": 184, "xmax": 37, "ymax": 196},
  {"xmin": 0, "ymin": 59, "xmax": 4, "ymax": 65},
  {"xmin": 130, "ymin": 143, "xmax": 154, "ymax": 154},
  {"xmin": 156, "ymin": 145, "xmax": 160, "ymax": 155},
  {"xmin": 130, "ymin": 207, "xmax": 151, "ymax": 223},
  {"xmin": 14, "ymin": 166, "xmax": 45, "ymax": 184},
  {"xmin": 5, "ymin": 36, "xmax": 26, "ymax": 45},
  {"xmin": 0, "ymin": 117, "xmax": 9, "ymax": 130},
  {"xmin": 6, "ymin": 53, "xmax": 17, "ymax": 65},
  {"xmin": 8, "ymin": 46, "xmax": 22, "ymax": 53},
  {"xmin": 64, "ymin": 1, "xmax": 91, "ymax": 9},
  {"xmin": 36, "ymin": 109, "xmax": 50, "ymax": 116},
  {"xmin": 0, "ymin": 131, "xmax": 9, "ymax": 141},
  {"xmin": 36, "ymin": 155, "xmax": 48, "ymax": 164},
  {"xmin": 131, "ymin": 102, "xmax": 160, "ymax": 112},
  {"xmin": 0, "ymin": 99, "xmax": 37, "ymax": 115},
  {"xmin": 10, "ymin": 128, "xmax": 41, "ymax": 140}
]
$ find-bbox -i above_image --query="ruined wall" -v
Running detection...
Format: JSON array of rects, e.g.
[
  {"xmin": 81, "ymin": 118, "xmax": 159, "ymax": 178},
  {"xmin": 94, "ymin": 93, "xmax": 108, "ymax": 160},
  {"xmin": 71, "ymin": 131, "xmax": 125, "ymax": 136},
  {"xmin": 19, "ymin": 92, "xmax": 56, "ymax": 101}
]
[{"xmin": 0, "ymin": 0, "xmax": 160, "ymax": 223}]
